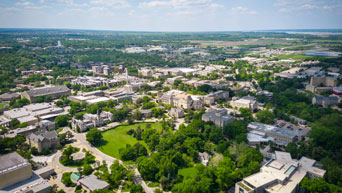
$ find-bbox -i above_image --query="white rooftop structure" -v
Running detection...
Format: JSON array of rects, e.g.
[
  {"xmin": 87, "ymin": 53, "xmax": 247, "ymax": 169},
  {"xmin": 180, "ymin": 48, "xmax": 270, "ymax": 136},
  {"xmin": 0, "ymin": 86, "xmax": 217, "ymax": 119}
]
[
  {"xmin": 235, "ymin": 151, "xmax": 326, "ymax": 193},
  {"xmin": 86, "ymin": 97, "xmax": 110, "ymax": 105}
]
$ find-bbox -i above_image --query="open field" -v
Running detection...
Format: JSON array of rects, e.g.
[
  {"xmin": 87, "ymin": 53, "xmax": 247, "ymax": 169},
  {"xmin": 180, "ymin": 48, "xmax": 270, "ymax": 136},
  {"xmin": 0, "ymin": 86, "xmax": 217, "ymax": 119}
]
[
  {"xmin": 178, "ymin": 166, "xmax": 197, "ymax": 179},
  {"xmin": 190, "ymin": 40, "xmax": 268, "ymax": 48},
  {"xmin": 275, "ymin": 54, "xmax": 334, "ymax": 61},
  {"xmin": 97, "ymin": 122, "xmax": 163, "ymax": 159}
]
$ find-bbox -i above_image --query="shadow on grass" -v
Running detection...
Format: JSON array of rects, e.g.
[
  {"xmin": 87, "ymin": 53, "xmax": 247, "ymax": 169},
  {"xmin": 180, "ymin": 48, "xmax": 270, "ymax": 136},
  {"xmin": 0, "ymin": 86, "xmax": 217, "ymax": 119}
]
[{"xmin": 93, "ymin": 139, "xmax": 108, "ymax": 147}]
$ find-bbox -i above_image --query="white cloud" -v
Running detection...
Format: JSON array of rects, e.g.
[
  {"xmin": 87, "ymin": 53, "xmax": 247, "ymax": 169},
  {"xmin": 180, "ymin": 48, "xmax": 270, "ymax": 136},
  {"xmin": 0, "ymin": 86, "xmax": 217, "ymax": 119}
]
[
  {"xmin": 16, "ymin": 1, "xmax": 33, "ymax": 7},
  {"xmin": 56, "ymin": 0, "xmax": 88, "ymax": 7},
  {"xmin": 89, "ymin": 6, "xmax": 107, "ymax": 12},
  {"xmin": 90, "ymin": 0, "xmax": 130, "ymax": 8},
  {"xmin": 209, "ymin": 3, "xmax": 224, "ymax": 9},
  {"xmin": 300, "ymin": 4, "xmax": 318, "ymax": 9},
  {"xmin": 139, "ymin": 0, "xmax": 213, "ymax": 9},
  {"xmin": 15, "ymin": 1, "xmax": 49, "ymax": 9},
  {"xmin": 128, "ymin": 10, "xmax": 136, "ymax": 16},
  {"xmin": 231, "ymin": 6, "xmax": 257, "ymax": 15}
]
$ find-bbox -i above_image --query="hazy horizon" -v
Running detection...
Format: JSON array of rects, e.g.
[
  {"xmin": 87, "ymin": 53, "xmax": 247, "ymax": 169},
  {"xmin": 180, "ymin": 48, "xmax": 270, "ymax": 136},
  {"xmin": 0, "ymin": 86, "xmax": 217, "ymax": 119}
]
[{"xmin": 0, "ymin": 0, "xmax": 342, "ymax": 32}]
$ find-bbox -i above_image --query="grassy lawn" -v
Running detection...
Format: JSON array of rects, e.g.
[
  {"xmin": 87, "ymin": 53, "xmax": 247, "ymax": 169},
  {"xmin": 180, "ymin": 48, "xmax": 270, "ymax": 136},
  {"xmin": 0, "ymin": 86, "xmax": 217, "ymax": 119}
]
[
  {"xmin": 276, "ymin": 54, "xmax": 333, "ymax": 61},
  {"xmin": 97, "ymin": 122, "xmax": 163, "ymax": 159},
  {"xmin": 178, "ymin": 166, "xmax": 197, "ymax": 179},
  {"xmin": 0, "ymin": 103, "xmax": 6, "ymax": 108}
]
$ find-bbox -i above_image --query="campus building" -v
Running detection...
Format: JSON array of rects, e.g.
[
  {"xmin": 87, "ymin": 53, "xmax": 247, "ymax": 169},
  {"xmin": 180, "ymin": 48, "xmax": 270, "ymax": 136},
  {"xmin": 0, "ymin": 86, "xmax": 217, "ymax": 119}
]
[
  {"xmin": 71, "ymin": 111, "xmax": 114, "ymax": 132},
  {"xmin": 26, "ymin": 130, "xmax": 60, "ymax": 153},
  {"xmin": 235, "ymin": 151, "xmax": 326, "ymax": 193},
  {"xmin": 231, "ymin": 96, "xmax": 258, "ymax": 110},
  {"xmin": 247, "ymin": 122, "xmax": 299, "ymax": 146},
  {"xmin": 312, "ymin": 95, "xmax": 339, "ymax": 107},
  {"xmin": 0, "ymin": 152, "xmax": 32, "ymax": 189},
  {"xmin": 305, "ymin": 76, "xmax": 337, "ymax": 93},
  {"xmin": 22, "ymin": 85, "xmax": 71, "ymax": 102},
  {"xmin": 204, "ymin": 91, "xmax": 229, "ymax": 105},
  {"xmin": 2, "ymin": 103, "xmax": 66, "ymax": 125},
  {"xmin": 169, "ymin": 107, "xmax": 185, "ymax": 118},
  {"xmin": 158, "ymin": 90, "xmax": 203, "ymax": 110},
  {"xmin": 0, "ymin": 152, "xmax": 52, "ymax": 192},
  {"xmin": 202, "ymin": 108, "xmax": 234, "ymax": 128}
]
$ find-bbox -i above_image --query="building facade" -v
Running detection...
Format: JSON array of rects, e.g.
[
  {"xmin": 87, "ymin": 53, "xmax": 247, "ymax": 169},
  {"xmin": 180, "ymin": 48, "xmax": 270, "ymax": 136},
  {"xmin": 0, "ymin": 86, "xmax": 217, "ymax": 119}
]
[
  {"xmin": 71, "ymin": 111, "xmax": 114, "ymax": 132},
  {"xmin": 231, "ymin": 96, "xmax": 258, "ymax": 110},
  {"xmin": 26, "ymin": 130, "xmax": 60, "ymax": 152},
  {"xmin": 0, "ymin": 152, "xmax": 32, "ymax": 189}
]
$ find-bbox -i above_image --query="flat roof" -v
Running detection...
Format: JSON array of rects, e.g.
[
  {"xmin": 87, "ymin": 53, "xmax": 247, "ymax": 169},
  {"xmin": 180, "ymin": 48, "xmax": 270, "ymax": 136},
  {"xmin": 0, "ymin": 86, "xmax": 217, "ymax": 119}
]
[
  {"xmin": 17, "ymin": 115, "xmax": 38, "ymax": 123},
  {"xmin": 86, "ymin": 97, "xmax": 110, "ymax": 104},
  {"xmin": 0, "ymin": 152, "xmax": 30, "ymax": 173},
  {"xmin": 24, "ymin": 103, "xmax": 51, "ymax": 112},
  {"xmin": 79, "ymin": 174, "xmax": 109, "ymax": 191},
  {"xmin": 4, "ymin": 108, "xmax": 29, "ymax": 119},
  {"xmin": 34, "ymin": 166, "xmax": 54, "ymax": 175}
]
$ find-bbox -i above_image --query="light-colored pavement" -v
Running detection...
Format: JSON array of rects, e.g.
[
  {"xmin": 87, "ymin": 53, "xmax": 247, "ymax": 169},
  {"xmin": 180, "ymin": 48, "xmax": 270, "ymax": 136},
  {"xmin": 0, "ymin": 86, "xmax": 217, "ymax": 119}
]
[{"xmin": 133, "ymin": 168, "xmax": 154, "ymax": 193}]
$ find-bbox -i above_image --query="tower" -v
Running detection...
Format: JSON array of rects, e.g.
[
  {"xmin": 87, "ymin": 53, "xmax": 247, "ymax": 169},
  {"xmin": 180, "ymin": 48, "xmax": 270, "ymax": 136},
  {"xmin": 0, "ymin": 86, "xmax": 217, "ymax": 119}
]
[{"xmin": 125, "ymin": 68, "xmax": 129, "ymax": 84}]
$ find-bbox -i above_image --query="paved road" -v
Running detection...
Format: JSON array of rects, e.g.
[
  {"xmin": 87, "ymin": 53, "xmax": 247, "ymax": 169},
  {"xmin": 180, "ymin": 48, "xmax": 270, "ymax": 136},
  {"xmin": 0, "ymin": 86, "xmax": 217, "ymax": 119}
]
[
  {"xmin": 133, "ymin": 168, "xmax": 154, "ymax": 193},
  {"xmin": 47, "ymin": 151, "xmax": 78, "ymax": 193}
]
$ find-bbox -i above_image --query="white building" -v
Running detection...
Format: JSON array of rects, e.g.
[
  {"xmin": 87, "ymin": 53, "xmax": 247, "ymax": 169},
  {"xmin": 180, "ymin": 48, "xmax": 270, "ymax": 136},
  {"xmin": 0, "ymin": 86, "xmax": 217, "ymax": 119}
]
[
  {"xmin": 235, "ymin": 151, "xmax": 326, "ymax": 193},
  {"xmin": 2, "ymin": 103, "xmax": 66, "ymax": 125},
  {"xmin": 231, "ymin": 96, "xmax": 258, "ymax": 110},
  {"xmin": 71, "ymin": 111, "xmax": 114, "ymax": 132}
]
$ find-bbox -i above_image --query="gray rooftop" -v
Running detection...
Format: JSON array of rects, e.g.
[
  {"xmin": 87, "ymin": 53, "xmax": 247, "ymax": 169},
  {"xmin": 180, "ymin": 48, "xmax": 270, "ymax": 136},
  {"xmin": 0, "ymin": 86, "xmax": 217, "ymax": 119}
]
[
  {"xmin": 28, "ymin": 130, "xmax": 58, "ymax": 142},
  {"xmin": 248, "ymin": 122, "xmax": 298, "ymax": 139},
  {"xmin": 0, "ymin": 152, "xmax": 29, "ymax": 172},
  {"xmin": 79, "ymin": 174, "xmax": 109, "ymax": 191},
  {"xmin": 24, "ymin": 85, "xmax": 70, "ymax": 98}
]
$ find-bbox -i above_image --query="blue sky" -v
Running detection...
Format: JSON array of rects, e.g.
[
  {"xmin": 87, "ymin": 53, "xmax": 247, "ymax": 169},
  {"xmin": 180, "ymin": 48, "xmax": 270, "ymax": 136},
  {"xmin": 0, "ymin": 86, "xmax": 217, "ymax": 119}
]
[{"xmin": 0, "ymin": 0, "xmax": 341, "ymax": 31}]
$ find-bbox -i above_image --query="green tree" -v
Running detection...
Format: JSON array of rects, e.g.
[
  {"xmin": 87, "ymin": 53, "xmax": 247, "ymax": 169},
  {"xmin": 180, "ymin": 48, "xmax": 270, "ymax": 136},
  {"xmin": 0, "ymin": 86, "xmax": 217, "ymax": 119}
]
[
  {"xmin": 256, "ymin": 110, "xmax": 275, "ymax": 124},
  {"xmin": 86, "ymin": 128, "xmax": 103, "ymax": 145},
  {"xmin": 172, "ymin": 165, "xmax": 214, "ymax": 193},
  {"xmin": 215, "ymin": 157, "xmax": 236, "ymax": 190},
  {"xmin": 55, "ymin": 115, "xmax": 70, "ymax": 127},
  {"xmin": 10, "ymin": 118, "xmax": 20, "ymax": 129},
  {"xmin": 130, "ymin": 184, "xmax": 144, "ymax": 193},
  {"xmin": 83, "ymin": 164, "xmax": 93, "ymax": 175},
  {"xmin": 137, "ymin": 157, "xmax": 159, "ymax": 181}
]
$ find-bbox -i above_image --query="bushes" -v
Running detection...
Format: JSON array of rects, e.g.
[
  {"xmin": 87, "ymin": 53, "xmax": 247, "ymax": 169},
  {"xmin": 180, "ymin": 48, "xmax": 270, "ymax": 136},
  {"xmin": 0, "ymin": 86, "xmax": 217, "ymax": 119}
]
[
  {"xmin": 82, "ymin": 164, "xmax": 93, "ymax": 175},
  {"xmin": 61, "ymin": 172, "xmax": 76, "ymax": 187}
]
